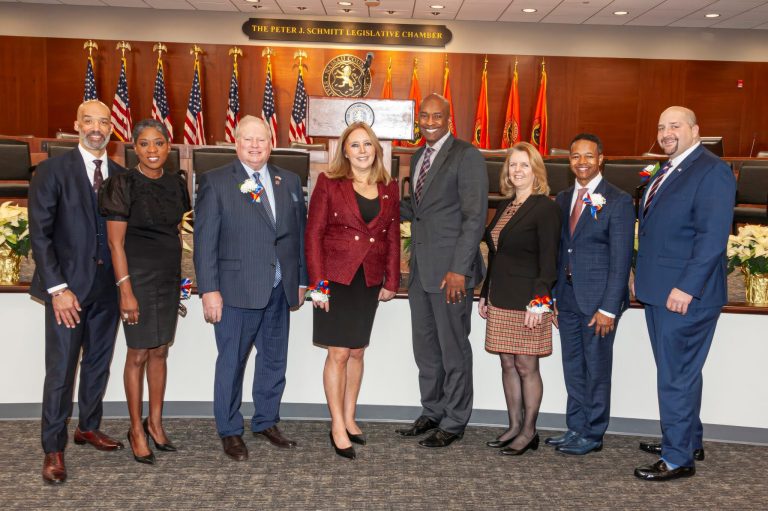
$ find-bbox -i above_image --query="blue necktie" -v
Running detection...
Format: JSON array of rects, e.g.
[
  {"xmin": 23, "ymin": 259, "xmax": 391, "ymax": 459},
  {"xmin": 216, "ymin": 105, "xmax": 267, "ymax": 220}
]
[{"xmin": 253, "ymin": 172, "xmax": 281, "ymax": 287}]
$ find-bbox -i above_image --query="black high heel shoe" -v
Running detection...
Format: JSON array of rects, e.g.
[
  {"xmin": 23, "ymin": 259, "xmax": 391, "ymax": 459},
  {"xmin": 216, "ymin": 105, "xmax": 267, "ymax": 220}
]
[
  {"xmin": 143, "ymin": 418, "xmax": 177, "ymax": 452},
  {"xmin": 329, "ymin": 432, "xmax": 356, "ymax": 460},
  {"xmin": 346, "ymin": 430, "xmax": 367, "ymax": 446},
  {"xmin": 500, "ymin": 432, "xmax": 540, "ymax": 456},
  {"xmin": 486, "ymin": 427, "xmax": 520, "ymax": 448},
  {"xmin": 127, "ymin": 430, "xmax": 156, "ymax": 465}
]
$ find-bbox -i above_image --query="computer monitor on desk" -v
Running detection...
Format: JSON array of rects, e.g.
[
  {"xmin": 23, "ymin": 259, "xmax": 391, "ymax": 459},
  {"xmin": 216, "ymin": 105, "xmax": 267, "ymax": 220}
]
[{"xmin": 700, "ymin": 137, "xmax": 724, "ymax": 157}]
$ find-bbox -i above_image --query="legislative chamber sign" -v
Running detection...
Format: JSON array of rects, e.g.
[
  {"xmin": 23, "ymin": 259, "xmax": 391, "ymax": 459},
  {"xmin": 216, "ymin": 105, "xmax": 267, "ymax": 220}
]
[{"xmin": 243, "ymin": 19, "xmax": 452, "ymax": 47}]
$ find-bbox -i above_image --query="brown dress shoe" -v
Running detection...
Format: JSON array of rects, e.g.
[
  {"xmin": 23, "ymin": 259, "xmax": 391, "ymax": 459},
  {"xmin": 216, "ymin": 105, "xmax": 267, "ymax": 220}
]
[
  {"xmin": 73, "ymin": 427, "xmax": 125, "ymax": 451},
  {"xmin": 253, "ymin": 425, "xmax": 297, "ymax": 448},
  {"xmin": 222, "ymin": 435, "xmax": 248, "ymax": 461},
  {"xmin": 42, "ymin": 452, "xmax": 66, "ymax": 484}
]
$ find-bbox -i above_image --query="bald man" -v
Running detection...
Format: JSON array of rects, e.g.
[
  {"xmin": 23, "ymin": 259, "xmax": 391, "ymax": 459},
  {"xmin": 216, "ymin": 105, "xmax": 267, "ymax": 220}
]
[
  {"xmin": 633, "ymin": 106, "xmax": 735, "ymax": 481},
  {"xmin": 29, "ymin": 100, "xmax": 127, "ymax": 484}
]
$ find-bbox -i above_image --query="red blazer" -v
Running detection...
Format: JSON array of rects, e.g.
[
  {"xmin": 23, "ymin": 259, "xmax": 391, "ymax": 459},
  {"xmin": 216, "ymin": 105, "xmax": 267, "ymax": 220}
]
[{"xmin": 305, "ymin": 172, "xmax": 400, "ymax": 292}]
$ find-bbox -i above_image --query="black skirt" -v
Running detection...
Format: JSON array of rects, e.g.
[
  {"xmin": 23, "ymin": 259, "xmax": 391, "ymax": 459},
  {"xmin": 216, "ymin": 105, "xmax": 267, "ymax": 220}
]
[
  {"xmin": 123, "ymin": 264, "xmax": 180, "ymax": 349},
  {"xmin": 313, "ymin": 267, "xmax": 380, "ymax": 349}
]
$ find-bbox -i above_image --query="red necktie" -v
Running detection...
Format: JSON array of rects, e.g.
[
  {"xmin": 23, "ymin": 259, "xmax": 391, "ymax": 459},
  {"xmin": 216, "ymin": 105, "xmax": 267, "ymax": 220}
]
[{"xmin": 569, "ymin": 187, "xmax": 588, "ymax": 236}]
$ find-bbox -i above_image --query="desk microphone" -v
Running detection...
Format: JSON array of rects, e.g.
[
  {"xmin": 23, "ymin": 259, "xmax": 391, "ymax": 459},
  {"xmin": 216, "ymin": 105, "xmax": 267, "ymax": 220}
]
[{"xmin": 749, "ymin": 132, "xmax": 757, "ymax": 157}]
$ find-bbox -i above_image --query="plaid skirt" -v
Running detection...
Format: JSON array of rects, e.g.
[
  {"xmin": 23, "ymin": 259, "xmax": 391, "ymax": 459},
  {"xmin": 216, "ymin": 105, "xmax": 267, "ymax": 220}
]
[{"xmin": 485, "ymin": 303, "xmax": 552, "ymax": 356}]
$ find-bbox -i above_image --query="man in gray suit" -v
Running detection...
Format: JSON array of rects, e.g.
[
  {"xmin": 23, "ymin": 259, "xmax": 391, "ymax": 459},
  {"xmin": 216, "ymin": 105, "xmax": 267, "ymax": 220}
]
[
  {"xmin": 397, "ymin": 94, "xmax": 488, "ymax": 447},
  {"xmin": 194, "ymin": 115, "xmax": 307, "ymax": 461}
]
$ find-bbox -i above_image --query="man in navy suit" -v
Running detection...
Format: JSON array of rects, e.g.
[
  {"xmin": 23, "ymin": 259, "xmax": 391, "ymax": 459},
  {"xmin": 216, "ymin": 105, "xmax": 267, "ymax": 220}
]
[
  {"xmin": 194, "ymin": 115, "xmax": 308, "ymax": 461},
  {"xmin": 549, "ymin": 134, "xmax": 635, "ymax": 455},
  {"xmin": 634, "ymin": 107, "xmax": 735, "ymax": 481},
  {"xmin": 29, "ymin": 100, "xmax": 126, "ymax": 484}
]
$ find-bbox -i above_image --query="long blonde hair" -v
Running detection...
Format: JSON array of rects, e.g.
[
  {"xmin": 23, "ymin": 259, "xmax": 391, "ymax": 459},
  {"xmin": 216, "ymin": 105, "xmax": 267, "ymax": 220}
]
[
  {"xmin": 327, "ymin": 122, "xmax": 391, "ymax": 185},
  {"xmin": 499, "ymin": 141, "xmax": 550, "ymax": 198}
]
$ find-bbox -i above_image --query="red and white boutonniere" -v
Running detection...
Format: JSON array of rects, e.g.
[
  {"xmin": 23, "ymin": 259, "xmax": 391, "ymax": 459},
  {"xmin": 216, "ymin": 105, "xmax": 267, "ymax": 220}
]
[
  {"xmin": 305, "ymin": 279, "xmax": 331, "ymax": 303},
  {"xmin": 582, "ymin": 193, "xmax": 606, "ymax": 220},
  {"xmin": 526, "ymin": 295, "xmax": 553, "ymax": 314},
  {"xmin": 639, "ymin": 163, "xmax": 660, "ymax": 183},
  {"xmin": 274, "ymin": 175, "xmax": 282, "ymax": 186},
  {"xmin": 240, "ymin": 178, "xmax": 264, "ymax": 203}
]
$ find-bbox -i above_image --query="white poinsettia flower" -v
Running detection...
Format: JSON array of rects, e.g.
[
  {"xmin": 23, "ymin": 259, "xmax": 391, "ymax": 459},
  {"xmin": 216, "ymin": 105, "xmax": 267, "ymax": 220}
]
[{"xmin": 240, "ymin": 179, "xmax": 257, "ymax": 193}]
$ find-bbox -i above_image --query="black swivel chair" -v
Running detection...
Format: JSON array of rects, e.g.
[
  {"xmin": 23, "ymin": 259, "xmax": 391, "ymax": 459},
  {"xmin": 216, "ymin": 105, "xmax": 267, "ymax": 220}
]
[
  {"xmin": 0, "ymin": 140, "xmax": 33, "ymax": 198},
  {"xmin": 269, "ymin": 149, "xmax": 310, "ymax": 188},
  {"xmin": 390, "ymin": 155, "xmax": 400, "ymax": 181},
  {"xmin": 602, "ymin": 162, "xmax": 651, "ymax": 216},
  {"xmin": 46, "ymin": 140, "xmax": 79, "ymax": 158},
  {"xmin": 486, "ymin": 160, "xmax": 506, "ymax": 210},
  {"xmin": 545, "ymin": 162, "xmax": 574, "ymax": 197},
  {"xmin": 733, "ymin": 166, "xmax": 768, "ymax": 230}
]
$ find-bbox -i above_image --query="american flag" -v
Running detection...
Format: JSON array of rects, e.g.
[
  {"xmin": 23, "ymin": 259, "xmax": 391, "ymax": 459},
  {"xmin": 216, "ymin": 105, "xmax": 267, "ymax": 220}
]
[
  {"xmin": 224, "ymin": 65, "xmax": 239, "ymax": 143},
  {"xmin": 184, "ymin": 60, "xmax": 205, "ymax": 145},
  {"xmin": 83, "ymin": 57, "xmax": 97, "ymax": 101},
  {"xmin": 289, "ymin": 68, "xmax": 311, "ymax": 144},
  {"xmin": 262, "ymin": 61, "xmax": 278, "ymax": 147},
  {"xmin": 111, "ymin": 57, "xmax": 133, "ymax": 142},
  {"xmin": 152, "ymin": 60, "xmax": 174, "ymax": 140}
]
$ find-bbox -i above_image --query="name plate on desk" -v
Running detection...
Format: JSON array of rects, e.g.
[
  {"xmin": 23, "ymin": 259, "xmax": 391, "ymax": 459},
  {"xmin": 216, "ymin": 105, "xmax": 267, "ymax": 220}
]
[{"xmin": 307, "ymin": 97, "xmax": 414, "ymax": 141}]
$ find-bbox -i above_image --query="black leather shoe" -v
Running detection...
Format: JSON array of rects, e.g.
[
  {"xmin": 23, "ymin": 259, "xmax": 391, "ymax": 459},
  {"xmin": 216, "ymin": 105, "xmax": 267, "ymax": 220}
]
[
  {"xmin": 253, "ymin": 425, "xmax": 297, "ymax": 449},
  {"xmin": 222, "ymin": 435, "xmax": 248, "ymax": 461},
  {"xmin": 396, "ymin": 416, "xmax": 440, "ymax": 437},
  {"xmin": 127, "ymin": 431, "xmax": 155, "ymax": 465},
  {"xmin": 143, "ymin": 418, "xmax": 177, "ymax": 452},
  {"xmin": 346, "ymin": 430, "xmax": 366, "ymax": 446},
  {"xmin": 634, "ymin": 460, "xmax": 695, "ymax": 481},
  {"xmin": 486, "ymin": 437, "xmax": 515, "ymax": 449},
  {"xmin": 500, "ymin": 433, "xmax": 540, "ymax": 456},
  {"xmin": 330, "ymin": 432, "xmax": 356, "ymax": 459},
  {"xmin": 545, "ymin": 430, "xmax": 579, "ymax": 447},
  {"xmin": 639, "ymin": 441, "xmax": 704, "ymax": 461},
  {"xmin": 418, "ymin": 429, "xmax": 463, "ymax": 448}
]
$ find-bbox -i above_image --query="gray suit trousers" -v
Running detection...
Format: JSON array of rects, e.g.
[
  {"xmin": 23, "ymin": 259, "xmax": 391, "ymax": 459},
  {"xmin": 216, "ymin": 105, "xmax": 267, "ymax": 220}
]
[{"xmin": 408, "ymin": 260, "xmax": 474, "ymax": 434}]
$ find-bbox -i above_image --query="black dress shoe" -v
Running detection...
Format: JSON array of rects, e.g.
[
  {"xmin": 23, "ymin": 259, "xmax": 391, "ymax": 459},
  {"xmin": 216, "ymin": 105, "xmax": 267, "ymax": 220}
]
[
  {"xmin": 639, "ymin": 441, "xmax": 704, "ymax": 461},
  {"xmin": 418, "ymin": 429, "xmax": 463, "ymax": 448},
  {"xmin": 500, "ymin": 433, "xmax": 540, "ymax": 456},
  {"xmin": 634, "ymin": 460, "xmax": 695, "ymax": 481},
  {"xmin": 330, "ymin": 432, "xmax": 356, "ymax": 459},
  {"xmin": 143, "ymin": 418, "xmax": 177, "ymax": 452},
  {"xmin": 222, "ymin": 435, "xmax": 248, "ymax": 461},
  {"xmin": 127, "ymin": 431, "xmax": 155, "ymax": 465},
  {"xmin": 395, "ymin": 416, "xmax": 440, "ymax": 437},
  {"xmin": 346, "ymin": 430, "xmax": 366, "ymax": 446}
]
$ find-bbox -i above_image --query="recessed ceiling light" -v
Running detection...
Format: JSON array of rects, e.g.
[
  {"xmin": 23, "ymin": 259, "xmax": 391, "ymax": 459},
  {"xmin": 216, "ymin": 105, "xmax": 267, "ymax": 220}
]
[
  {"xmin": 431, "ymin": 11, "xmax": 440, "ymax": 15},
  {"xmin": 705, "ymin": 13, "xmax": 720, "ymax": 18},
  {"xmin": 522, "ymin": 8, "xmax": 537, "ymax": 14},
  {"xmin": 297, "ymin": 6, "xmax": 307, "ymax": 10},
  {"xmin": 245, "ymin": 0, "xmax": 260, "ymax": 3},
  {"xmin": 386, "ymin": 10, "xmax": 395, "ymax": 14},
  {"xmin": 338, "ymin": 1, "xmax": 352, "ymax": 5},
  {"xmin": 430, "ymin": 4, "xmax": 444, "ymax": 8},
  {"xmin": 613, "ymin": 11, "xmax": 628, "ymax": 16},
  {"xmin": 341, "ymin": 8, "xmax": 351, "ymax": 12}
]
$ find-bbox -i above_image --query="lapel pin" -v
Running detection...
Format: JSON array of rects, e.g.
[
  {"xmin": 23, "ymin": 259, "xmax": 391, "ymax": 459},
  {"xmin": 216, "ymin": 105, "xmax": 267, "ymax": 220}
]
[{"xmin": 274, "ymin": 175, "xmax": 282, "ymax": 186}]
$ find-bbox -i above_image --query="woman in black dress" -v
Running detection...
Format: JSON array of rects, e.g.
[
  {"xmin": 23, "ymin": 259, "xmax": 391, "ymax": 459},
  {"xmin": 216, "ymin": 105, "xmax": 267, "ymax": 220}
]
[
  {"xmin": 305, "ymin": 122, "xmax": 400, "ymax": 459},
  {"xmin": 100, "ymin": 119, "xmax": 190, "ymax": 464}
]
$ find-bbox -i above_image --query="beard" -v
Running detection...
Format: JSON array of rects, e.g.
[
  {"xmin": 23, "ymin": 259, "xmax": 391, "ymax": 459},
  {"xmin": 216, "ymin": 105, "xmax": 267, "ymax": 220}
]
[
  {"xmin": 80, "ymin": 130, "xmax": 109, "ymax": 151},
  {"xmin": 660, "ymin": 137, "xmax": 678, "ymax": 156}
]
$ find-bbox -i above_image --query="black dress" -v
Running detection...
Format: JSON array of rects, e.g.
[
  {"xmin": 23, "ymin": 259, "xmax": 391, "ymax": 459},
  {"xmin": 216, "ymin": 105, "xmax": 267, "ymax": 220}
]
[
  {"xmin": 313, "ymin": 192, "xmax": 381, "ymax": 349},
  {"xmin": 99, "ymin": 168, "xmax": 191, "ymax": 349}
]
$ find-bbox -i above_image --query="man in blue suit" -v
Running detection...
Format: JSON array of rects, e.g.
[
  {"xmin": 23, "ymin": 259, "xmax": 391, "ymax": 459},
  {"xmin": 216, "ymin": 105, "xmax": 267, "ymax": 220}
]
[
  {"xmin": 549, "ymin": 134, "xmax": 635, "ymax": 455},
  {"xmin": 29, "ymin": 100, "xmax": 126, "ymax": 484},
  {"xmin": 194, "ymin": 115, "xmax": 308, "ymax": 461},
  {"xmin": 634, "ymin": 107, "xmax": 735, "ymax": 481}
]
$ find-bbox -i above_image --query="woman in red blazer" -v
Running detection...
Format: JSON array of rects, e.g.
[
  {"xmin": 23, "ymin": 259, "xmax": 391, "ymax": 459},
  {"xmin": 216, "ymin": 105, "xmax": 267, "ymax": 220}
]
[{"xmin": 305, "ymin": 122, "xmax": 400, "ymax": 459}]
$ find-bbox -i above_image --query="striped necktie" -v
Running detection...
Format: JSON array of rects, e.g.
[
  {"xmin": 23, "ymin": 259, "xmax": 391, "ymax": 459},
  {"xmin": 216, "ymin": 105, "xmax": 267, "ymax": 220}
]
[
  {"xmin": 414, "ymin": 147, "xmax": 434, "ymax": 204},
  {"xmin": 253, "ymin": 171, "xmax": 281, "ymax": 287},
  {"xmin": 643, "ymin": 161, "xmax": 673, "ymax": 217}
]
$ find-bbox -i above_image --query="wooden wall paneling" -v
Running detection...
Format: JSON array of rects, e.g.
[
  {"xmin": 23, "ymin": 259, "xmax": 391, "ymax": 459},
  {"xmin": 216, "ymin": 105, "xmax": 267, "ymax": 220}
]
[{"xmin": 0, "ymin": 36, "xmax": 47, "ymax": 137}]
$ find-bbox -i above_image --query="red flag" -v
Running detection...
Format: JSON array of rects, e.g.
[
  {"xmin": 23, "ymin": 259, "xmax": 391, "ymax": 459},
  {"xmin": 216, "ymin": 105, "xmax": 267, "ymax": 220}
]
[
  {"xmin": 531, "ymin": 60, "xmax": 548, "ymax": 155},
  {"xmin": 380, "ymin": 58, "xmax": 392, "ymax": 99},
  {"xmin": 396, "ymin": 63, "xmax": 424, "ymax": 147},
  {"xmin": 472, "ymin": 59, "xmax": 490, "ymax": 149},
  {"xmin": 442, "ymin": 59, "xmax": 457, "ymax": 137},
  {"xmin": 501, "ymin": 61, "xmax": 521, "ymax": 149}
]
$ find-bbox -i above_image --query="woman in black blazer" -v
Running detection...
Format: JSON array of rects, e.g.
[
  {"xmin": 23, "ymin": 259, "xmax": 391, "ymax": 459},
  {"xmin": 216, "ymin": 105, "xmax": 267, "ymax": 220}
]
[{"xmin": 478, "ymin": 142, "xmax": 561, "ymax": 456}]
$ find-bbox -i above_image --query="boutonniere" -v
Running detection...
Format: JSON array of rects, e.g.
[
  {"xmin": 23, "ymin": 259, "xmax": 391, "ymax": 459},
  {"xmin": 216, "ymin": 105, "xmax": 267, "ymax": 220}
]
[
  {"xmin": 639, "ymin": 163, "xmax": 660, "ymax": 183},
  {"xmin": 305, "ymin": 279, "xmax": 331, "ymax": 303},
  {"xmin": 178, "ymin": 277, "xmax": 193, "ymax": 317},
  {"xmin": 239, "ymin": 178, "xmax": 264, "ymax": 203},
  {"xmin": 582, "ymin": 193, "xmax": 606, "ymax": 220},
  {"xmin": 274, "ymin": 175, "xmax": 282, "ymax": 186},
  {"xmin": 526, "ymin": 295, "xmax": 553, "ymax": 314}
]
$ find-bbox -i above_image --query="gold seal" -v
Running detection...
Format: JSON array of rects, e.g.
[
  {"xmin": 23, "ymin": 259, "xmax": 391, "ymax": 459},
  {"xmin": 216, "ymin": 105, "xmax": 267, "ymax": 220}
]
[{"xmin": 322, "ymin": 54, "xmax": 372, "ymax": 98}]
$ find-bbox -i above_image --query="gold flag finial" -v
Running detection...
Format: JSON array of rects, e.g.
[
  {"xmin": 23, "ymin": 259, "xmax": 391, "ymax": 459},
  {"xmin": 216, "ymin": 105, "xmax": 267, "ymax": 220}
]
[
  {"xmin": 413, "ymin": 57, "xmax": 418, "ymax": 71},
  {"xmin": 444, "ymin": 53, "xmax": 449, "ymax": 68},
  {"xmin": 293, "ymin": 50, "xmax": 307, "ymax": 71},
  {"xmin": 541, "ymin": 57, "xmax": 546, "ymax": 69},
  {"xmin": 153, "ymin": 43, "xmax": 167, "ymax": 61},
  {"xmin": 115, "ymin": 41, "xmax": 131, "ymax": 58},
  {"xmin": 388, "ymin": 56, "xmax": 392, "ymax": 72},
  {"xmin": 229, "ymin": 46, "xmax": 243, "ymax": 63},
  {"xmin": 262, "ymin": 47, "xmax": 274, "ymax": 66},
  {"xmin": 190, "ymin": 45, "xmax": 203, "ymax": 61},
  {"xmin": 483, "ymin": 55, "xmax": 488, "ymax": 72},
  {"xmin": 83, "ymin": 40, "xmax": 98, "ymax": 57}
]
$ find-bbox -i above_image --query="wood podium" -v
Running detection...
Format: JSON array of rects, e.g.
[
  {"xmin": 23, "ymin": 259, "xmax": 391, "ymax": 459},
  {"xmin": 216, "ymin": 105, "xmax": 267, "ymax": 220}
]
[{"xmin": 306, "ymin": 96, "xmax": 415, "ymax": 174}]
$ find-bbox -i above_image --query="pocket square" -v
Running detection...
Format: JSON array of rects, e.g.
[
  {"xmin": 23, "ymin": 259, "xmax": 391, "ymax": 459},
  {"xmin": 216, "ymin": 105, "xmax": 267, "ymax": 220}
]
[{"xmin": 291, "ymin": 192, "xmax": 299, "ymax": 202}]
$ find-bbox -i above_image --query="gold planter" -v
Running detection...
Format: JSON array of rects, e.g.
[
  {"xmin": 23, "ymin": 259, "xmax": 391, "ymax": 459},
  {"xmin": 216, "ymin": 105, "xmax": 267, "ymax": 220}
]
[
  {"xmin": 0, "ymin": 245, "xmax": 22, "ymax": 285},
  {"xmin": 743, "ymin": 269, "xmax": 768, "ymax": 306}
]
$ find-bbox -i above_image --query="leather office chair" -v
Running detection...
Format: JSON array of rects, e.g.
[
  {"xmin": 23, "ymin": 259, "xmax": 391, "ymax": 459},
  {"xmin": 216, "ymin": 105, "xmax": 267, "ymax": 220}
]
[
  {"xmin": 390, "ymin": 155, "xmax": 400, "ymax": 181},
  {"xmin": 192, "ymin": 147, "xmax": 238, "ymax": 176},
  {"xmin": 269, "ymin": 149, "xmax": 310, "ymax": 188},
  {"xmin": 46, "ymin": 140, "xmax": 79, "ymax": 158},
  {"xmin": 0, "ymin": 140, "xmax": 32, "ymax": 198},
  {"xmin": 602, "ymin": 162, "xmax": 650, "ymax": 216},
  {"xmin": 733, "ymin": 165, "xmax": 768, "ymax": 230},
  {"xmin": 486, "ymin": 159, "xmax": 507, "ymax": 209},
  {"xmin": 545, "ymin": 161, "xmax": 574, "ymax": 197}
]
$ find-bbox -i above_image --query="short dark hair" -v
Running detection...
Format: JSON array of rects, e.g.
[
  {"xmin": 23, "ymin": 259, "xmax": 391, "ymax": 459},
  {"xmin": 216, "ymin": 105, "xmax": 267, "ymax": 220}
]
[
  {"xmin": 570, "ymin": 133, "xmax": 603, "ymax": 154},
  {"xmin": 132, "ymin": 118, "xmax": 171, "ymax": 143}
]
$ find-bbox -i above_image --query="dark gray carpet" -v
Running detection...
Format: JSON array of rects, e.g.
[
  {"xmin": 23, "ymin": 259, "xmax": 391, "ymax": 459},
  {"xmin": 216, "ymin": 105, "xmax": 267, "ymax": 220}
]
[{"xmin": 2, "ymin": 419, "xmax": 766, "ymax": 510}]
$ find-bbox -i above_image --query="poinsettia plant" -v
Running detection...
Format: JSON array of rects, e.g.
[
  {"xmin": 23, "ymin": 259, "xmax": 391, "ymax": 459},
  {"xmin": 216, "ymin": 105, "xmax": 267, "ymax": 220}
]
[
  {"xmin": 0, "ymin": 202, "xmax": 30, "ymax": 257},
  {"xmin": 727, "ymin": 224, "xmax": 768, "ymax": 274}
]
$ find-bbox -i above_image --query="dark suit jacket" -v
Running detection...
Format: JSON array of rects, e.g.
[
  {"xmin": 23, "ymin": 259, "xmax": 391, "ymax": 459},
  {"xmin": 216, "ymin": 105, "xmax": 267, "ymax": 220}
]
[
  {"xmin": 193, "ymin": 160, "xmax": 308, "ymax": 309},
  {"xmin": 400, "ymin": 136, "xmax": 488, "ymax": 292},
  {"xmin": 28, "ymin": 148, "xmax": 126, "ymax": 302},
  {"xmin": 479, "ymin": 195, "xmax": 562, "ymax": 310},
  {"xmin": 553, "ymin": 179, "xmax": 635, "ymax": 316},
  {"xmin": 305, "ymin": 172, "xmax": 400, "ymax": 293},
  {"xmin": 635, "ymin": 145, "xmax": 736, "ymax": 308}
]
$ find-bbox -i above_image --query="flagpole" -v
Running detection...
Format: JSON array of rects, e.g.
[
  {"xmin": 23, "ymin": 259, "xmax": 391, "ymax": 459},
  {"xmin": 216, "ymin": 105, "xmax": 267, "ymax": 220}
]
[{"xmin": 229, "ymin": 46, "xmax": 243, "ymax": 80}]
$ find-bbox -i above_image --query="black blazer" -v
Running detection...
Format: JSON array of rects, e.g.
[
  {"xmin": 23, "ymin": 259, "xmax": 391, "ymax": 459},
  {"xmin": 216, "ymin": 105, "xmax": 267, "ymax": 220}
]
[
  {"xmin": 479, "ymin": 195, "xmax": 562, "ymax": 310},
  {"xmin": 28, "ymin": 148, "xmax": 126, "ymax": 302}
]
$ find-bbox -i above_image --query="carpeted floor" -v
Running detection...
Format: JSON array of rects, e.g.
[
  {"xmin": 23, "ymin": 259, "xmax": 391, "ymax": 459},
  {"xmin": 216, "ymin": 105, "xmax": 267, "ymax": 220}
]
[{"xmin": 2, "ymin": 419, "xmax": 766, "ymax": 510}]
